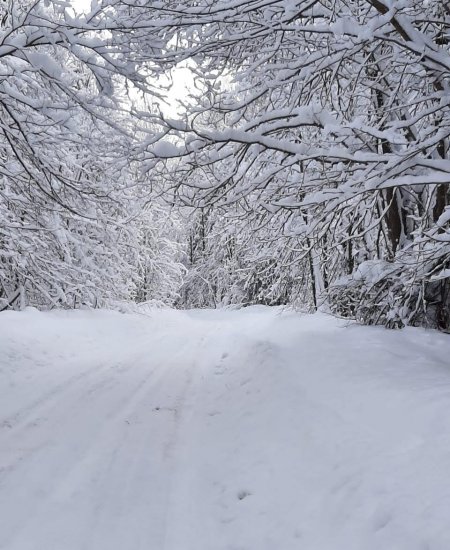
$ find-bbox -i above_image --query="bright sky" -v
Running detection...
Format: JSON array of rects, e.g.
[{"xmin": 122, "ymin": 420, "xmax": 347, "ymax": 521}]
[{"xmin": 159, "ymin": 67, "xmax": 197, "ymax": 117}]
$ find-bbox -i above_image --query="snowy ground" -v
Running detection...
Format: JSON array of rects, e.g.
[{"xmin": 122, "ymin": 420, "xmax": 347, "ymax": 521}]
[{"xmin": 1, "ymin": 307, "xmax": 450, "ymax": 550}]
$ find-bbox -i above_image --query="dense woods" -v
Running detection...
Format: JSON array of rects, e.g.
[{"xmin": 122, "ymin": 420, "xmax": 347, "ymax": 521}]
[{"xmin": 1, "ymin": 0, "xmax": 449, "ymax": 329}]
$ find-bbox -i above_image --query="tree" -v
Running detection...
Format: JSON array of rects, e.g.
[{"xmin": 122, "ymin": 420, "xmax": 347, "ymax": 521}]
[
  {"xmin": 0, "ymin": 0, "xmax": 185, "ymax": 309},
  {"xmin": 143, "ymin": 0, "xmax": 450, "ymax": 328}
]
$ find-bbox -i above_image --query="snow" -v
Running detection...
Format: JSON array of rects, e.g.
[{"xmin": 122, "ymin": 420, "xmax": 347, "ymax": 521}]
[
  {"xmin": 149, "ymin": 140, "xmax": 182, "ymax": 158},
  {"xmin": 1, "ymin": 306, "xmax": 450, "ymax": 550},
  {"xmin": 25, "ymin": 52, "xmax": 63, "ymax": 79},
  {"xmin": 352, "ymin": 259, "xmax": 399, "ymax": 285}
]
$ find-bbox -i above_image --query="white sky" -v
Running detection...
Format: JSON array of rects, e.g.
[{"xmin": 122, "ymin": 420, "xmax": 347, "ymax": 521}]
[{"xmin": 159, "ymin": 67, "xmax": 197, "ymax": 117}]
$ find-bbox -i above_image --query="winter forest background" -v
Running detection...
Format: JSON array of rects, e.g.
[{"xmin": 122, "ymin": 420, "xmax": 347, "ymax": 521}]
[{"xmin": 1, "ymin": 0, "xmax": 449, "ymax": 330}]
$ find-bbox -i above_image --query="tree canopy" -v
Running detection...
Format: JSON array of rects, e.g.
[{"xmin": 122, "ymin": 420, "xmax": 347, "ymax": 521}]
[{"xmin": 1, "ymin": 0, "xmax": 449, "ymax": 328}]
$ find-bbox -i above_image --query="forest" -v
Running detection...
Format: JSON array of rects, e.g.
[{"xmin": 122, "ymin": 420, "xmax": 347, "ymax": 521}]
[
  {"xmin": 2, "ymin": 3, "xmax": 450, "ymax": 548},
  {"xmin": 1, "ymin": 0, "xmax": 449, "ymax": 330}
]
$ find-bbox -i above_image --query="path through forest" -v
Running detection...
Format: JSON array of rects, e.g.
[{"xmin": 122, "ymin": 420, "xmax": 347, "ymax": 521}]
[{"xmin": 1, "ymin": 307, "xmax": 450, "ymax": 550}]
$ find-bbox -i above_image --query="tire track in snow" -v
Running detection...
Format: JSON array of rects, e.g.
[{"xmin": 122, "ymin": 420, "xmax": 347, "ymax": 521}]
[{"xmin": 0, "ymin": 328, "xmax": 210, "ymax": 550}]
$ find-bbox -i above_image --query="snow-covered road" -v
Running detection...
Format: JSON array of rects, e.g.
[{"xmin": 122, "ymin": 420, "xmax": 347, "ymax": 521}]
[{"xmin": 1, "ymin": 307, "xmax": 450, "ymax": 550}]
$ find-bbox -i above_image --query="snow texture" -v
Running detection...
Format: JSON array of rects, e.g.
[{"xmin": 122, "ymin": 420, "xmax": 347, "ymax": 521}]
[{"xmin": 1, "ymin": 306, "xmax": 450, "ymax": 550}]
